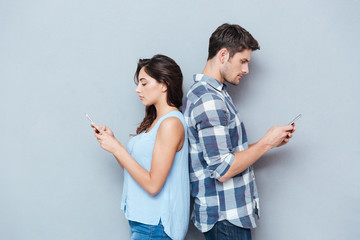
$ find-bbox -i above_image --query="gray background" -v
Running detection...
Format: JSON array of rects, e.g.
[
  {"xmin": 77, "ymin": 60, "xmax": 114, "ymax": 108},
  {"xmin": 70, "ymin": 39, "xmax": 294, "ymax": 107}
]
[{"xmin": 1, "ymin": 0, "xmax": 359, "ymax": 239}]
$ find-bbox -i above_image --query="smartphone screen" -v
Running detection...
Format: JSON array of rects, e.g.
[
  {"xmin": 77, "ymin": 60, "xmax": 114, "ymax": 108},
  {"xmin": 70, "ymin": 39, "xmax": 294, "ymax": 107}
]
[
  {"xmin": 85, "ymin": 113, "xmax": 100, "ymax": 133},
  {"xmin": 288, "ymin": 114, "xmax": 302, "ymax": 125}
]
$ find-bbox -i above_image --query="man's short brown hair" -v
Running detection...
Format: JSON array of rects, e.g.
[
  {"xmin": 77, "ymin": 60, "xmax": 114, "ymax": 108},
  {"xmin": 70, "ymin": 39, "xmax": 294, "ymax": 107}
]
[{"xmin": 208, "ymin": 23, "xmax": 260, "ymax": 60}]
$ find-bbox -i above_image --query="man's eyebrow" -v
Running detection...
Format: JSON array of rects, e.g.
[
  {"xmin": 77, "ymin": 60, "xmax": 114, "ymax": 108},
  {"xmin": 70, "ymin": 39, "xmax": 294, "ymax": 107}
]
[{"xmin": 241, "ymin": 58, "xmax": 250, "ymax": 62}]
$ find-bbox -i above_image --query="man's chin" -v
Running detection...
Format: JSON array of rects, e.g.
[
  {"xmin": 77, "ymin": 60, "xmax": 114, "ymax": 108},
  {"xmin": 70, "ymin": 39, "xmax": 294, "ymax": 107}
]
[
  {"xmin": 230, "ymin": 79, "xmax": 240, "ymax": 86},
  {"xmin": 224, "ymin": 78, "xmax": 239, "ymax": 86}
]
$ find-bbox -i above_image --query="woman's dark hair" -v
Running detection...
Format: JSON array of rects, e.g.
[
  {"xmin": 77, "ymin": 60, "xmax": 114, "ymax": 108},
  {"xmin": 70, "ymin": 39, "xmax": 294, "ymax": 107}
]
[
  {"xmin": 134, "ymin": 54, "xmax": 183, "ymax": 134},
  {"xmin": 208, "ymin": 23, "xmax": 260, "ymax": 60}
]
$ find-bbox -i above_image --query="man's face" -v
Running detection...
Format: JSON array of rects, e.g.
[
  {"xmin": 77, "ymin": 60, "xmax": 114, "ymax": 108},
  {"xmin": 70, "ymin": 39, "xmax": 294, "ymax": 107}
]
[{"xmin": 220, "ymin": 49, "xmax": 252, "ymax": 86}]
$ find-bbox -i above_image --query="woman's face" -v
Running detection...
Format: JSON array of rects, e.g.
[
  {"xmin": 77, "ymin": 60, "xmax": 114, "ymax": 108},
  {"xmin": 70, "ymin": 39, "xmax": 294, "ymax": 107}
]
[{"xmin": 135, "ymin": 67, "xmax": 166, "ymax": 106}]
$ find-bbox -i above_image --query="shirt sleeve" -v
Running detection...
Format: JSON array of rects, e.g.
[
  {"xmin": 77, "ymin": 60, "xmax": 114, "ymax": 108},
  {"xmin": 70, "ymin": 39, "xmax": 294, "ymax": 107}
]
[{"xmin": 191, "ymin": 93, "xmax": 235, "ymax": 179}]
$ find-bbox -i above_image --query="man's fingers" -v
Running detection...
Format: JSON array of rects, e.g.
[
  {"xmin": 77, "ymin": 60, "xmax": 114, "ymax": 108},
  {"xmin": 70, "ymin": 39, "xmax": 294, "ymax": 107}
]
[{"xmin": 281, "ymin": 125, "xmax": 295, "ymax": 134}]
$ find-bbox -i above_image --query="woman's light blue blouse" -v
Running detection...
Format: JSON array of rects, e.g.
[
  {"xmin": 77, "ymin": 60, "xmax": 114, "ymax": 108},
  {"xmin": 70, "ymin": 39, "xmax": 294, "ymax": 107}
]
[{"xmin": 121, "ymin": 111, "xmax": 190, "ymax": 240}]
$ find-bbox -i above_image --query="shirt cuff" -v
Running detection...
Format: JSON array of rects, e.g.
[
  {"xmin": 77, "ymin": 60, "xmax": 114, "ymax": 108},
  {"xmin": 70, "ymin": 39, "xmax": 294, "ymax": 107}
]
[{"xmin": 208, "ymin": 153, "xmax": 235, "ymax": 179}]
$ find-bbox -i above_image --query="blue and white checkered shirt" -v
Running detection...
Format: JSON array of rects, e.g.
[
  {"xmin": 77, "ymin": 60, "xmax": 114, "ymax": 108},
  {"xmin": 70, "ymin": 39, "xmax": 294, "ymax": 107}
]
[{"xmin": 183, "ymin": 74, "xmax": 260, "ymax": 232}]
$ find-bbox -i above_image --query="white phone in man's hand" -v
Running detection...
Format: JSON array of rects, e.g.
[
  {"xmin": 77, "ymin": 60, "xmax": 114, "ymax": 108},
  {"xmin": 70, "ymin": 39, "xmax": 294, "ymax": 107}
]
[{"xmin": 288, "ymin": 114, "xmax": 302, "ymax": 125}]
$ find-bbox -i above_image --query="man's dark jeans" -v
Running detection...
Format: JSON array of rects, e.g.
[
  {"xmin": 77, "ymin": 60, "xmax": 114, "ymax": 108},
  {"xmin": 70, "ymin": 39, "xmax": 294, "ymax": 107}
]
[{"xmin": 204, "ymin": 220, "xmax": 252, "ymax": 240}]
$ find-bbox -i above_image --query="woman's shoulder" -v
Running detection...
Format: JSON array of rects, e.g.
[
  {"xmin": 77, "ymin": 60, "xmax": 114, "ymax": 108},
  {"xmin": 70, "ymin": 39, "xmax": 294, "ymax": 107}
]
[
  {"xmin": 153, "ymin": 110, "xmax": 186, "ymax": 136},
  {"xmin": 158, "ymin": 115, "xmax": 184, "ymax": 133},
  {"xmin": 159, "ymin": 110, "xmax": 185, "ymax": 123}
]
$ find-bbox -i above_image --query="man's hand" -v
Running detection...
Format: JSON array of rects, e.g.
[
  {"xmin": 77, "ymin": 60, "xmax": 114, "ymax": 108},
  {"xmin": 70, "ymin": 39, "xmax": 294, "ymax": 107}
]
[{"xmin": 260, "ymin": 125, "xmax": 296, "ymax": 150}]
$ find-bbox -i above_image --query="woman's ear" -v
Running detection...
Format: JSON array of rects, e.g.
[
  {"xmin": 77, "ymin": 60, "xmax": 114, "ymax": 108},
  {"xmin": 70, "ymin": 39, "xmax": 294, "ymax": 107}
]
[{"xmin": 161, "ymin": 83, "xmax": 168, "ymax": 92}]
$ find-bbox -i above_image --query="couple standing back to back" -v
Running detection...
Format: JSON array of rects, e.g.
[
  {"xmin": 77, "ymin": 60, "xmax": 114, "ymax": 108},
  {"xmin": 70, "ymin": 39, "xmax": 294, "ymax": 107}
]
[{"xmin": 91, "ymin": 23, "xmax": 296, "ymax": 240}]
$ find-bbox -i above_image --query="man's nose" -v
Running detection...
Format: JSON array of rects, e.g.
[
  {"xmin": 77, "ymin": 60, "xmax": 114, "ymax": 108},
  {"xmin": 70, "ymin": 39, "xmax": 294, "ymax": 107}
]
[{"xmin": 242, "ymin": 64, "xmax": 249, "ymax": 74}]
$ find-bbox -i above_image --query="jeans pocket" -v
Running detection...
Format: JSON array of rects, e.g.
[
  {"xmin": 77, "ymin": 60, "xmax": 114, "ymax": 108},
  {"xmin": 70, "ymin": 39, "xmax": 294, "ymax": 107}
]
[
  {"xmin": 217, "ymin": 220, "xmax": 230, "ymax": 238},
  {"xmin": 129, "ymin": 220, "xmax": 151, "ymax": 234}
]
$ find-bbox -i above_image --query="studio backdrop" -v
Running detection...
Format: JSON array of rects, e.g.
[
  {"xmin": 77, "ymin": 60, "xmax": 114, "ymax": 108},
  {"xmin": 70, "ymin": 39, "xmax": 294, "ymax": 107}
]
[{"xmin": 1, "ymin": 0, "xmax": 359, "ymax": 239}]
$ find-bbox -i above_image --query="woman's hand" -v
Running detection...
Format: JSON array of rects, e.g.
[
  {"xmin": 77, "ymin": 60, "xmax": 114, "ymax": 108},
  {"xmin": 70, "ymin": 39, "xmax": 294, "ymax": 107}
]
[
  {"xmin": 91, "ymin": 123, "xmax": 114, "ymax": 137},
  {"xmin": 92, "ymin": 123, "xmax": 123, "ymax": 154}
]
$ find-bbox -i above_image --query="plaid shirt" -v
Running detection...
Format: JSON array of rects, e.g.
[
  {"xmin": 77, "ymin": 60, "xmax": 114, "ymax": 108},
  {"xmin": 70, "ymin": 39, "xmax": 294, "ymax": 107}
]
[{"xmin": 183, "ymin": 74, "xmax": 260, "ymax": 232}]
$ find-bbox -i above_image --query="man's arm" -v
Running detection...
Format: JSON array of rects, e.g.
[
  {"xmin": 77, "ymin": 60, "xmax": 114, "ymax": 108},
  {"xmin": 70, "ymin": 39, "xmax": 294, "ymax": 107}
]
[
  {"xmin": 193, "ymin": 94, "xmax": 236, "ymax": 179},
  {"xmin": 218, "ymin": 125, "xmax": 295, "ymax": 182},
  {"xmin": 193, "ymin": 93, "xmax": 295, "ymax": 182}
]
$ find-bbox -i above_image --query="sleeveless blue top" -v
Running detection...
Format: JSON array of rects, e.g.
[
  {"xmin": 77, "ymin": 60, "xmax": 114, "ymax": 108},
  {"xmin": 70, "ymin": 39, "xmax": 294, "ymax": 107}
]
[{"xmin": 121, "ymin": 111, "xmax": 190, "ymax": 240}]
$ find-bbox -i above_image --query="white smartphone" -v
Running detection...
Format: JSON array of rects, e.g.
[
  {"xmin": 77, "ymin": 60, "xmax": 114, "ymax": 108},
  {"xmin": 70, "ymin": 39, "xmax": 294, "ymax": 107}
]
[
  {"xmin": 85, "ymin": 113, "xmax": 100, "ymax": 133},
  {"xmin": 288, "ymin": 114, "xmax": 302, "ymax": 125}
]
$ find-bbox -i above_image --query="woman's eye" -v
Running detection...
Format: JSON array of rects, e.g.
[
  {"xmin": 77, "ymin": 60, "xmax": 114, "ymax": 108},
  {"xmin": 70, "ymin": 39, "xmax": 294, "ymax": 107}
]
[{"xmin": 142, "ymin": 83, "xmax": 146, "ymax": 86}]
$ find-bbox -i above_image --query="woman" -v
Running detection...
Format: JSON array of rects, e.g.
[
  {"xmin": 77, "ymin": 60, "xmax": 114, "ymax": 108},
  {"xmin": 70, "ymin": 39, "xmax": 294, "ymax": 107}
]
[{"xmin": 91, "ymin": 54, "xmax": 189, "ymax": 240}]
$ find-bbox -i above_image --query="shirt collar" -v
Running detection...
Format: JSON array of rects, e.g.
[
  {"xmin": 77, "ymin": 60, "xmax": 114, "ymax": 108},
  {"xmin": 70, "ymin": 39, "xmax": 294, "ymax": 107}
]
[{"xmin": 193, "ymin": 74, "xmax": 226, "ymax": 92}]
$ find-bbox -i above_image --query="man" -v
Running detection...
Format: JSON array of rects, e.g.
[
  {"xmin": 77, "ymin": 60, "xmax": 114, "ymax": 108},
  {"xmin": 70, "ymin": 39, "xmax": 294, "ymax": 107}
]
[{"xmin": 183, "ymin": 23, "xmax": 295, "ymax": 240}]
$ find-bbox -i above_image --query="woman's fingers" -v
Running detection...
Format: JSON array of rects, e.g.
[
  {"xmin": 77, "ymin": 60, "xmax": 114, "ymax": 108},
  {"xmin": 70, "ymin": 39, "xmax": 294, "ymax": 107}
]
[
  {"xmin": 95, "ymin": 132, "xmax": 102, "ymax": 140},
  {"xmin": 91, "ymin": 123, "xmax": 100, "ymax": 133}
]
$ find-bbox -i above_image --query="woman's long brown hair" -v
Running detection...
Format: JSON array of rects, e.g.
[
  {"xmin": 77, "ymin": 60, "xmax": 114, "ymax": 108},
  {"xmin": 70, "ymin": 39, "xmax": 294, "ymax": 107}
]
[{"xmin": 134, "ymin": 54, "xmax": 183, "ymax": 134}]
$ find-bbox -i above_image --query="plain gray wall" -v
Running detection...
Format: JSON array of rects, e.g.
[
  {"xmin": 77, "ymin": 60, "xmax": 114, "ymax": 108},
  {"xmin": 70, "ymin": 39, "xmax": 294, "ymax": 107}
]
[{"xmin": 1, "ymin": 0, "xmax": 359, "ymax": 239}]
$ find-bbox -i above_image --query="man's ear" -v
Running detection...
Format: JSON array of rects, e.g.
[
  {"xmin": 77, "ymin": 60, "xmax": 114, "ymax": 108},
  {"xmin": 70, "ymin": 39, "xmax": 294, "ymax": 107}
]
[{"xmin": 218, "ymin": 48, "xmax": 229, "ymax": 64}]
